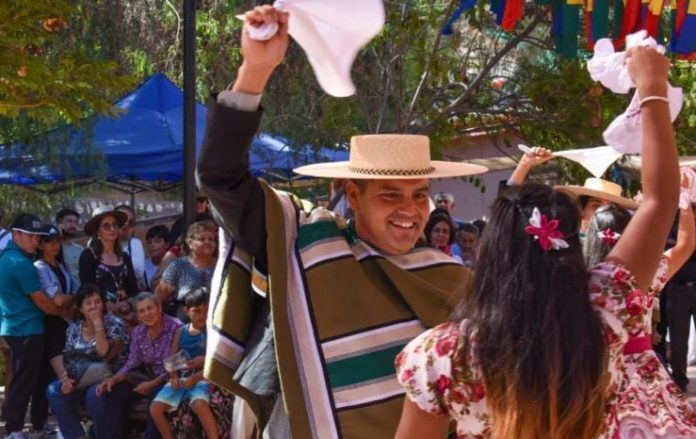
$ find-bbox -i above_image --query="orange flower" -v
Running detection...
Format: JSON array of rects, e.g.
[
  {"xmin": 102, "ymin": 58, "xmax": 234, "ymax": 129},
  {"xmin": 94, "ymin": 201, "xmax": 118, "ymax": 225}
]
[
  {"xmin": 17, "ymin": 66, "xmax": 28, "ymax": 78},
  {"xmin": 42, "ymin": 17, "xmax": 67, "ymax": 33}
]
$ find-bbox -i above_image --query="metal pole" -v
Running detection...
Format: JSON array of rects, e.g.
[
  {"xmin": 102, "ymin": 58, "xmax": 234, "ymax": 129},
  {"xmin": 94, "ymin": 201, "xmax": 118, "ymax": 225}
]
[{"xmin": 183, "ymin": 0, "xmax": 197, "ymax": 229}]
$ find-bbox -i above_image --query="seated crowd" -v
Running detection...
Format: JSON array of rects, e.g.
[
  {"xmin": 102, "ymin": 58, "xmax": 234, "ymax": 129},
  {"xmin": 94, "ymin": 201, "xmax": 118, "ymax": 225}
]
[{"xmin": 0, "ymin": 205, "xmax": 232, "ymax": 439}]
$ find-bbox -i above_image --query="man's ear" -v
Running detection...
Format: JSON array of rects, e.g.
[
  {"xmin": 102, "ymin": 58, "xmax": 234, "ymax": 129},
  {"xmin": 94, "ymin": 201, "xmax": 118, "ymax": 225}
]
[{"xmin": 346, "ymin": 180, "xmax": 360, "ymax": 213}]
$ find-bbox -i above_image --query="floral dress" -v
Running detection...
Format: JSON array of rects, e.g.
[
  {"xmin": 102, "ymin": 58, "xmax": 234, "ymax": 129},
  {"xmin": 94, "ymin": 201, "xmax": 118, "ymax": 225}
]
[
  {"xmin": 616, "ymin": 258, "xmax": 696, "ymax": 437},
  {"xmin": 396, "ymin": 262, "xmax": 692, "ymax": 439}
]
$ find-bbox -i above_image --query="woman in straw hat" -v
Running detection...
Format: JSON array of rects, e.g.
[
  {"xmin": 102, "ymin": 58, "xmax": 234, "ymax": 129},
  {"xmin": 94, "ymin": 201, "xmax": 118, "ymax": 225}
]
[
  {"xmin": 79, "ymin": 207, "xmax": 139, "ymax": 326},
  {"xmin": 196, "ymin": 6, "xmax": 486, "ymax": 438},
  {"xmin": 395, "ymin": 47, "xmax": 683, "ymax": 438}
]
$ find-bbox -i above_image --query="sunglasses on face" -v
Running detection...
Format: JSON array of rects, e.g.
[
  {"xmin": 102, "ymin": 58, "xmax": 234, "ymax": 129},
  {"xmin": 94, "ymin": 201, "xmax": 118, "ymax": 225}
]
[
  {"xmin": 196, "ymin": 197, "xmax": 208, "ymax": 203},
  {"xmin": 100, "ymin": 222, "xmax": 121, "ymax": 231}
]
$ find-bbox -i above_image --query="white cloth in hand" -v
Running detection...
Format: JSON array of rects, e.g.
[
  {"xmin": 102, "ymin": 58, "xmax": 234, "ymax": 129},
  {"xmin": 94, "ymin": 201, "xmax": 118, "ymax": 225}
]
[
  {"xmin": 239, "ymin": 0, "xmax": 385, "ymax": 97},
  {"xmin": 518, "ymin": 144, "xmax": 622, "ymax": 178},
  {"xmin": 587, "ymin": 30, "xmax": 683, "ymax": 154}
]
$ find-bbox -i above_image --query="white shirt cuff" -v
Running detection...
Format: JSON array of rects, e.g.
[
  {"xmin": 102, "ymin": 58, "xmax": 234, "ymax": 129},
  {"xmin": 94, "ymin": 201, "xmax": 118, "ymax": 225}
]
[{"xmin": 217, "ymin": 90, "xmax": 262, "ymax": 112}]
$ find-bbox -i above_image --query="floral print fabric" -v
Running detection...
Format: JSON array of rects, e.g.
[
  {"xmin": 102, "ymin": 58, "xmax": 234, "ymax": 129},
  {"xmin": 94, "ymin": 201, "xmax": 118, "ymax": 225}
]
[
  {"xmin": 396, "ymin": 262, "xmax": 696, "ymax": 438},
  {"xmin": 616, "ymin": 258, "xmax": 696, "ymax": 436}
]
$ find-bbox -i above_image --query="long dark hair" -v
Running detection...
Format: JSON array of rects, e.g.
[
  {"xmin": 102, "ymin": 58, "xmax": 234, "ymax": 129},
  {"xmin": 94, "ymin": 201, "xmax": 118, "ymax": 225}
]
[
  {"xmin": 584, "ymin": 204, "xmax": 632, "ymax": 268},
  {"xmin": 88, "ymin": 215, "xmax": 125, "ymax": 261},
  {"xmin": 452, "ymin": 184, "xmax": 608, "ymax": 439}
]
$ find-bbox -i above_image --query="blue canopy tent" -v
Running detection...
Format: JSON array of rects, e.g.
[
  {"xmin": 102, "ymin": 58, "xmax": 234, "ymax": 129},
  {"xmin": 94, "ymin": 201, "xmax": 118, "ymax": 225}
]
[{"xmin": 0, "ymin": 73, "xmax": 348, "ymax": 195}]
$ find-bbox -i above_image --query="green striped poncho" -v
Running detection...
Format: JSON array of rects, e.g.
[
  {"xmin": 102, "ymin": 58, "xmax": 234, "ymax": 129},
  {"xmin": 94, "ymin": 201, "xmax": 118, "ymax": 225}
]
[{"xmin": 205, "ymin": 181, "xmax": 472, "ymax": 439}]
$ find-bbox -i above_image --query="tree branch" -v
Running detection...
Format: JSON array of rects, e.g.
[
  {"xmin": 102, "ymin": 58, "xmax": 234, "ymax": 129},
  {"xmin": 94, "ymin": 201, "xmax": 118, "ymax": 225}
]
[
  {"xmin": 401, "ymin": 0, "xmax": 459, "ymax": 131},
  {"xmin": 443, "ymin": 8, "xmax": 546, "ymax": 115}
]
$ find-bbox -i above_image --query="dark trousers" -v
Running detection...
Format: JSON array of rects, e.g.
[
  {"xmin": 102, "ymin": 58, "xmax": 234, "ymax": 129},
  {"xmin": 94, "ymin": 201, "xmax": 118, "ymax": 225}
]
[
  {"xmin": 3, "ymin": 334, "xmax": 45, "ymax": 433},
  {"xmin": 92, "ymin": 381, "xmax": 164, "ymax": 439},
  {"xmin": 666, "ymin": 282, "xmax": 696, "ymax": 388}
]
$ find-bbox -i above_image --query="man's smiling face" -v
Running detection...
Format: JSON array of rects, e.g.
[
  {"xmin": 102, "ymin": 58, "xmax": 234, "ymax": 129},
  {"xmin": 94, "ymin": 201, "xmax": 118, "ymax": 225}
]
[{"xmin": 347, "ymin": 178, "xmax": 430, "ymax": 255}]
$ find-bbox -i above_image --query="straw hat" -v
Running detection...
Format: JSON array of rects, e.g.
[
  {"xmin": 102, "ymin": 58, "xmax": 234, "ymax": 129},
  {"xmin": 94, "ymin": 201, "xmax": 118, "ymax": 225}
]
[
  {"xmin": 555, "ymin": 178, "xmax": 639, "ymax": 210},
  {"xmin": 84, "ymin": 206, "xmax": 128, "ymax": 236},
  {"xmin": 293, "ymin": 134, "xmax": 488, "ymax": 179}
]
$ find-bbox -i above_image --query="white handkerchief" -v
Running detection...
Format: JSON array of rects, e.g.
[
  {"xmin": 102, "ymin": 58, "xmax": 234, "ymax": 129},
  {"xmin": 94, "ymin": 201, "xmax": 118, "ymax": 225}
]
[
  {"xmin": 518, "ymin": 144, "xmax": 622, "ymax": 178},
  {"xmin": 587, "ymin": 30, "xmax": 683, "ymax": 154},
  {"xmin": 603, "ymin": 85, "xmax": 683, "ymax": 154},
  {"xmin": 240, "ymin": 0, "xmax": 385, "ymax": 97}
]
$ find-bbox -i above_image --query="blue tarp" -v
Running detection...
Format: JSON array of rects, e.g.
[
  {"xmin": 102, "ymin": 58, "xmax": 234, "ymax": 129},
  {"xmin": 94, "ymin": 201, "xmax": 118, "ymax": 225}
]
[{"xmin": 0, "ymin": 73, "xmax": 348, "ymax": 186}]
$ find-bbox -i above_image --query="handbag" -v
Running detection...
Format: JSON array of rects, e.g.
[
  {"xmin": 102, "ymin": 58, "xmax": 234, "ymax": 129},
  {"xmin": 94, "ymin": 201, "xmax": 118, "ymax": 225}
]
[{"xmin": 76, "ymin": 362, "xmax": 112, "ymax": 389}]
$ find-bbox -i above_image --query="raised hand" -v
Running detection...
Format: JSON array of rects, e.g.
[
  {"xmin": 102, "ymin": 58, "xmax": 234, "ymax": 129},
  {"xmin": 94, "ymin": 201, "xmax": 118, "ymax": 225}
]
[
  {"xmin": 625, "ymin": 46, "xmax": 670, "ymax": 97},
  {"xmin": 234, "ymin": 5, "xmax": 290, "ymax": 95}
]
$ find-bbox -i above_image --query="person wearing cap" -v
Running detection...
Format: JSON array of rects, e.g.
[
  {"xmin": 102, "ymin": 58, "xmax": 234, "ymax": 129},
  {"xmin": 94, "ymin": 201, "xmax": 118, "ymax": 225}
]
[
  {"xmin": 56, "ymin": 208, "xmax": 84, "ymax": 284},
  {"xmin": 195, "ymin": 6, "xmax": 486, "ymax": 438},
  {"xmin": 0, "ymin": 213, "xmax": 66, "ymax": 439},
  {"xmin": 35, "ymin": 225, "xmax": 79, "ymax": 368}
]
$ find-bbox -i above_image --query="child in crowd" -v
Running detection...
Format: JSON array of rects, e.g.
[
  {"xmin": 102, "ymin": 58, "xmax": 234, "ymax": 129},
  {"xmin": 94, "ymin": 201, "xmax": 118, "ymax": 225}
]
[
  {"xmin": 149, "ymin": 287, "xmax": 217, "ymax": 439},
  {"xmin": 144, "ymin": 225, "xmax": 170, "ymax": 291}
]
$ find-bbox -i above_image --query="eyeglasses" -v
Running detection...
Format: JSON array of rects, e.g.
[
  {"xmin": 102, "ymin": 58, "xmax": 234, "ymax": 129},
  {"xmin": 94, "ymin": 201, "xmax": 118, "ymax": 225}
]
[
  {"xmin": 196, "ymin": 197, "xmax": 208, "ymax": 203},
  {"xmin": 192, "ymin": 237, "xmax": 216, "ymax": 243},
  {"xmin": 100, "ymin": 222, "xmax": 120, "ymax": 230}
]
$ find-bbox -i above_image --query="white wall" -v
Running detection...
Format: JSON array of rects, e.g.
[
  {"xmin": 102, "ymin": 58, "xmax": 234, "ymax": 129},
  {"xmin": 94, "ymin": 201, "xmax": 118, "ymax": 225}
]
[
  {"xmin": 430, "ymin": 168, "xmax": 511, "ymax": 222},
  {"xmin": 432, "ymin": 131, "xmax": 523, "ymax": 221}
]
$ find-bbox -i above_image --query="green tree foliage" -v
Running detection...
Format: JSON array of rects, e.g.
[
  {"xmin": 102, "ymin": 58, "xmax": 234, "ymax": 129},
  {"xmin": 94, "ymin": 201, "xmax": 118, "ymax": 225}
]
[{"xmin": 0, "ymin": 0, "xmax": 133, "ymax": 123}]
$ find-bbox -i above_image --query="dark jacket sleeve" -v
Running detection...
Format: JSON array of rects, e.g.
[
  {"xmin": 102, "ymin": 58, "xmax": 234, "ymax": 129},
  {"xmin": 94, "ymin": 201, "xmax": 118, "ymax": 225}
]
[
  {"xmin": 196, "ymin": 97, "xmax": 268, "ymax": 269},
  {"xmin": 79, "ymin": 249, "xmax": 97, "ymax": 287}
]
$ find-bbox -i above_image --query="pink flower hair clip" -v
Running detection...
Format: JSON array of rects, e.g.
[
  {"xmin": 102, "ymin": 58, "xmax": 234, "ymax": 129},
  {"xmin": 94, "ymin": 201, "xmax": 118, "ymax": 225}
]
[
  {"xmin": 597, "ymin": 228, "xmax": 621, "ymax": 246},
  {"xmin": 523, "ymin": 207, "xmax": 569, "ymax": 251}
]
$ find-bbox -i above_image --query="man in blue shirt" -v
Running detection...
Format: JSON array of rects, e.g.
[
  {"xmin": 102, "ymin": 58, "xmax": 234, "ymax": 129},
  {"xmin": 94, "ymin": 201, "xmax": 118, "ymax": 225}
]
[{"xmin": 0, "ymin": 213, "xmax": 64, "ymax": 439}]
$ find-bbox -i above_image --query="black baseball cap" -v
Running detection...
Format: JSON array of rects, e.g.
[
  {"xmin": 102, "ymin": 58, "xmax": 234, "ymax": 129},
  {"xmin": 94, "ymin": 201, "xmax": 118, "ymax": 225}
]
[
  {"xmin": 40, "ymin": 225, "xmax": 61, "ymax": 241},
  {"xmin": 11, "ymin": 213, "xmax": 48, "ymax": 235}
]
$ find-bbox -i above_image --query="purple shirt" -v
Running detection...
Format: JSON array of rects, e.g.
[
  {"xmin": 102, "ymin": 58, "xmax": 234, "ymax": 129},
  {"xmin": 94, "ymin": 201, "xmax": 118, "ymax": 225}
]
[{"xmin": 117, "ymin": 314, "xmax": 182, "ymax": 377}]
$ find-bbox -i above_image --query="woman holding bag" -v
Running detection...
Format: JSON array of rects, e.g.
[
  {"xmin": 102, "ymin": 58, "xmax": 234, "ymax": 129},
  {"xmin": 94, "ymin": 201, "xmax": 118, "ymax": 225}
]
[{"xmin": 46, "ymin": 284, "xmax": 130, "ymax": 439}]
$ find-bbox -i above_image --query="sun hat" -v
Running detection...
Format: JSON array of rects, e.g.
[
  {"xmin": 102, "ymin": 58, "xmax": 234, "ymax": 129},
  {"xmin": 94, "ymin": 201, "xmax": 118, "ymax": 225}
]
[
  {"xmin": 83, "ymin": 206, "xmax": 128, "ymax": 236},
  {"xmin": 293, "ymin": 134, "xmax": 488, "ymax": 179},
  {"xmin": 554, "ymin": 178, "xmax": 639, "ymax": 210},
  {"xmin": 11, "ymin": 213, "xmax": 48, "ymax": 235}
]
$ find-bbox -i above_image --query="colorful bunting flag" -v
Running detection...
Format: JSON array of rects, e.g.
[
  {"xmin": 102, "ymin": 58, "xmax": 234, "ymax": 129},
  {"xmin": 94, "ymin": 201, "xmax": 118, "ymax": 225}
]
[
  {"xmin": 502, "ymin": 0, "xmax": 525, "ymax": 29},
  {"xmin": 615, "ymin": 0, "xmax": 642, "ymax": 47},
  {"xmin": 672, "ymin": 0, "xmax": 696, "ymax": 54},
  {"xmin": 552, "ymin": 0, "xmax": 582, "ymax": 57},
  {"xmin": 586, "ymin": 0, "xmax": 610, "ymax": 49},
  {"xmin": 444, "ymin": 0, "xmax": 696, "ymax": 57},
  {"xmin": 643, "ymin": 0, "xmax": 666, "ymax": 37}
]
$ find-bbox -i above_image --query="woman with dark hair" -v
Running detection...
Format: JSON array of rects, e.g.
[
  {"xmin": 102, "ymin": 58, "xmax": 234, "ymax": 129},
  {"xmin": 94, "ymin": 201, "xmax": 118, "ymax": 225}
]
[
  {"xmin": 424, "ymin": 210, "xmax": 459, "ymax": 257},
  {"xmin": 79, "ymin": 207, "xmax": 139, "ymax": 325},
  {"xmin": 46, "ymin": 284, "xmax": 130, "ymax": 439},
  {"xmin": 584, "ymin": 198, "xmax": 696, "ymax": 434},
  {"xmin": 395, "ymin": 48, "xmax": 683, "ymax": 438},
  {"xmin": 155, "ymin": 221, "xmax": 217, "ymax": 320},
  {"xmin": 35, "ymin": 225, "xmax": 78, "ymax": 375}
]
